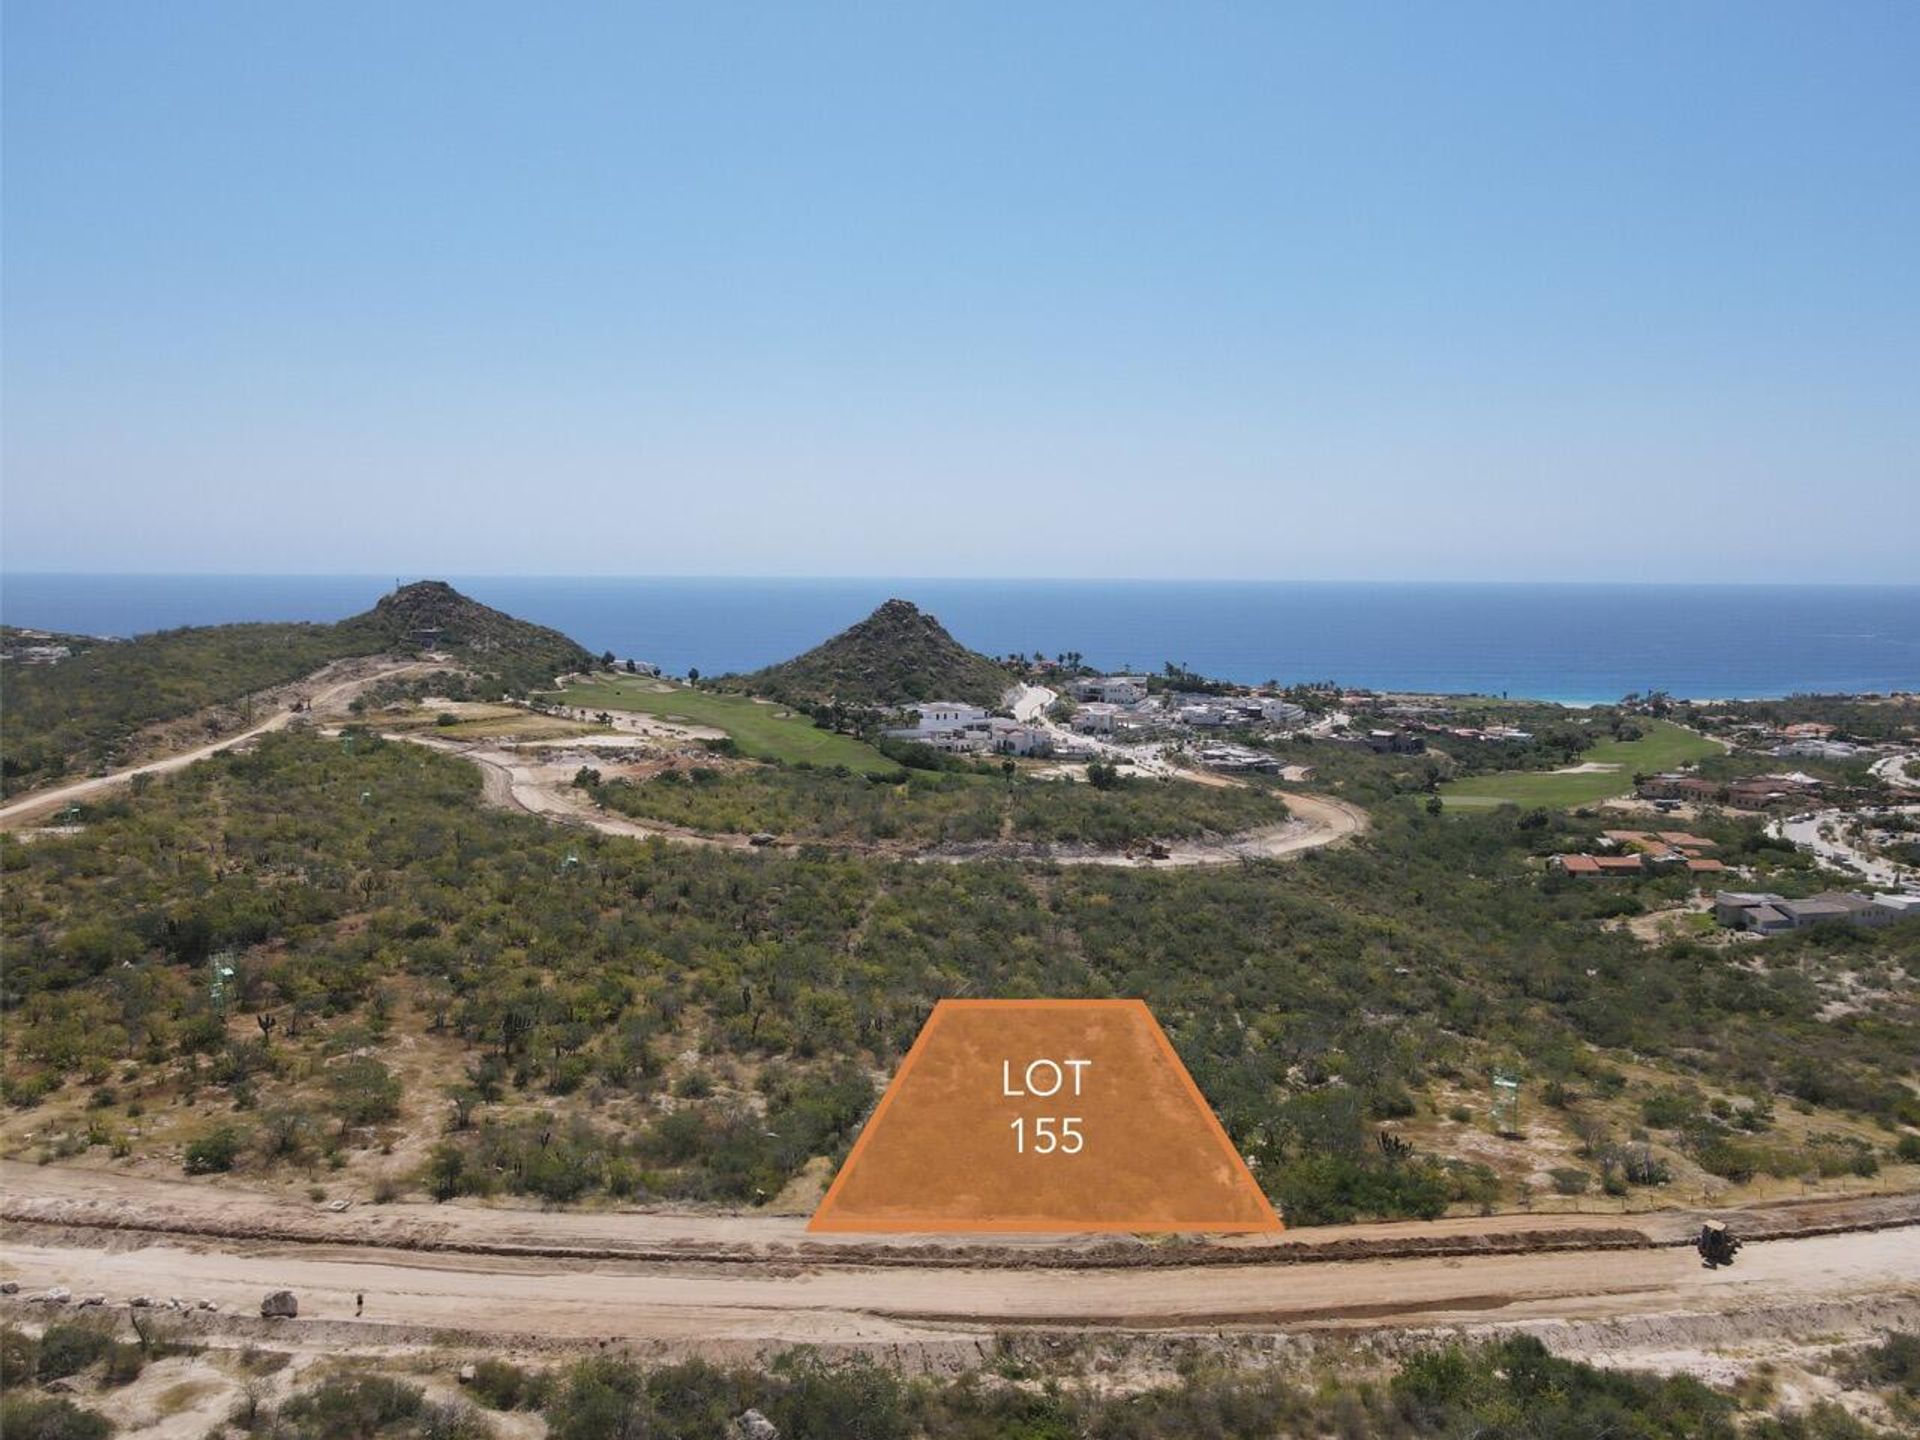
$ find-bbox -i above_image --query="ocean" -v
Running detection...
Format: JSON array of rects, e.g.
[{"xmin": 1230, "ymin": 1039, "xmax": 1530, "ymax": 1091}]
[{"xmin": 3, "ymin": 574, "xmax": 1916, "ymax": 704}]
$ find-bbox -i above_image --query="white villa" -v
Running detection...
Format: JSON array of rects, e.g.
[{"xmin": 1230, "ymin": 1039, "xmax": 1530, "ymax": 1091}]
[
  {"xmin": 1256, "ymin": 698, "xmax": 1308, "ymax": 726},
  {"xmin": 1071, "ymin": 702, "xmax": 1120, "ymax": 734},
  {"xmin": 1177, "ymin": 702, "xmax": 1232, "ymax": 728},
  {"xmin": 1070, "ymin": 675, "xmax": 1149, "ymax": 705},
  {"xmin": 883, "ymin": 700, "xmax": 993, "ymax": 752},
  {"xmin": 988, "ymin": 718, "xmax": 1052, "ymax": 756}
]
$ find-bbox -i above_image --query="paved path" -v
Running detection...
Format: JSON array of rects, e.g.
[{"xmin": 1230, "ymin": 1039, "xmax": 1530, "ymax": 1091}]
[{"xmin": 1772, "ymin": 804, "xmax": 1920, "ymax": 890}]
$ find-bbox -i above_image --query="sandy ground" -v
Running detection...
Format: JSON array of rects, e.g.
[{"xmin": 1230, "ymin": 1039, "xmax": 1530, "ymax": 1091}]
[
  {"xmin": 4, "ymin": 1164, "xmax": 1916, "ymax": 1353},
  {"xmin": 0, "ymin": 656, "xmax": 447, "ymax": 830}
]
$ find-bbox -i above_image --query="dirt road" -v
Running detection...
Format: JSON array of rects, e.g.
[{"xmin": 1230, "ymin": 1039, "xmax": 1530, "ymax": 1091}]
[
  {"xmin": 420, "ymin": 736, "xmax": 1371, "ymax": 867},
  {"xmin": 0, "ymin": 657, "xmax": 445, "ymax": 831},
  {"xmin": 3, "ymin": 1164, "xmax": 1915, "ymax": 1360}
]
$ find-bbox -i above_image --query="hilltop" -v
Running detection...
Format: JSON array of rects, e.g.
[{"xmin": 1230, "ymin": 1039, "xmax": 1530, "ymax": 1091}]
[
  {"xmin": 0, "ymin": 581, "xmax": 593, "ymax": 797},
  {"xmin": 338, "ymin": 580, "xmax": 595, "ymax": 691},
  {"xmin": 725, "ymin": 598, "xmax": 1014, "ymax": 709}
]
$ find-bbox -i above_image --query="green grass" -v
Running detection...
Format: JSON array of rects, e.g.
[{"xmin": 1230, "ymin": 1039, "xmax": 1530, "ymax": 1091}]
[
  {"xmin": 552, "ymin": 677, "xmax": 897, "ymax": 773},
  {"xmin": 1439, "ymin": 720, "xmax": 1722, "ymax": 810}
]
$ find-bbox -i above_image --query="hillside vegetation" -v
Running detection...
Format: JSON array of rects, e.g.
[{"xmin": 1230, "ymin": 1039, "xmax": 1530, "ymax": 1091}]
[
  {"xmin": 584, "ymin": 762, "xmax": 1289, "ymax": 848},
  {"xmin": 0, "ymin": 581, "xmax": 592, "ymax": 797},
  {"xmin": 4, "ymin": 730, "xmax": 1912, "ymax": 1222},
  {"xmin": 720, "ymin": 599, "xmax": 1014, "ymax": 709}
]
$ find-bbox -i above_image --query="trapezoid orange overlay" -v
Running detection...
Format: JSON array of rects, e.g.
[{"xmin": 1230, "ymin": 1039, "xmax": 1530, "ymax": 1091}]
[{"xmin": 809, "ymin": 999, "xmax": 1281, "ymax": 1233}]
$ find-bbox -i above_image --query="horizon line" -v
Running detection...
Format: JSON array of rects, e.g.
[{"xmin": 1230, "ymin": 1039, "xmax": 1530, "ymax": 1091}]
[{"xmin": 5, "ymin": 571, "xmax": 1918, "ymax": 591}]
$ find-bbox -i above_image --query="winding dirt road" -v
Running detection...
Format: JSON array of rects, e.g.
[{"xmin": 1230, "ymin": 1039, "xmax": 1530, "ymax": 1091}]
[
  {"xmin": 0, "ymin": 657, "xmax": 445, "ymax": 832},
  {"xmin": 422, "ymin": 737, "xmax": 1371, "ymax": 867}
]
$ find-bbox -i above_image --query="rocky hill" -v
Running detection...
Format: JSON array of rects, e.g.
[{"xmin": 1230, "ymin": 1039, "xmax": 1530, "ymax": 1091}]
[
  {"xmin": 0, "ymin": 582, "xmax": 594, "ymax": 797},
  {"xmin": 726, "ymin": 599, "xmax": 1014, "ymax": 709},
  {"xmin": 338, "ymin": 581, "xmax": 595, "ymax": 691}
]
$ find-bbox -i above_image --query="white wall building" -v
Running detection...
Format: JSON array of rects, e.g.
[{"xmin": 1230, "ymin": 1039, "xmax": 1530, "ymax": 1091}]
[
  {"xmin": 989, "ymin": 719, "xmax": 1052, "ymax": 756},
  {"xmin": 1072, "ymin": 702, "xmax": 1120, "ymax": 733},
  {"xmin": 1071, "ymin": 676, "xmax": 1149, "ymax": 705},
  {"xmin": 1259, "ymin": 698, "xmax": 1308, "ymax": 726}
]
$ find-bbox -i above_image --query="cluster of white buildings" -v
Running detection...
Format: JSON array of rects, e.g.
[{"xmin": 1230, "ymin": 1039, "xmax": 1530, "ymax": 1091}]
[
  {"xmin": 883, "ymin": 702, "xmax": 1054, "ymax": 757},
  {"xmin": 1065, "ymin": 678, "xmax": 1307, "ymax": 737}
]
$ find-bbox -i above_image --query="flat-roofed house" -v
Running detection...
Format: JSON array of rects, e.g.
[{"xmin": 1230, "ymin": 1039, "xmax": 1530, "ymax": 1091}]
[
  {"xmin": 1071, "ymin": 702, "xmax": 1120, "ymax": 734},
  {"xmin": 1071, "ymin": 676, "xmax": 1149, "ymax": 705},
  {"xmin": 988, "ymin": 719, "xmax": 1052, "ymax": 757},
  {"xmin": 1715, "ymin": 890, "xmax": 1787, "ymax": 927},
  {"xmin": 1873, "ymin": 894, "xmax": 1920, "ymax": 923}
]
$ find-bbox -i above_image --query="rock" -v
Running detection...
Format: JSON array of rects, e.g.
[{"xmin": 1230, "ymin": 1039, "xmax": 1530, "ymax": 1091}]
[
  {"xmin": 260, "ymin": 1289, "xmax": 299, "ymax": 1319},
  {"xmin": 41, "ymin": 1378, "xmax": 74, "ymax": 1394},
  {"xmin": 77, "ymin": 1293, "xmax": 105, "ymax": 1308},
  {"xmin": 167, "ymin": 1297, "xmax": 187, "ymax": 1310},
  {"xmin": 326, "ymin": 1199, "xmax": 352, "ymax": 1213},
  {"xmin": 457, "ymin": 1365, "xmax": 477, "ymax": 1384},
  {"xmin": 731, "ymin": 1409, "xmax": 779, "ymax": 1440},
  {"xmin": 0, "ymin": 1280, "xmax": 18, "ymax": 1294},
  {"xmin": 39, "ymin": 1286, "xmax": 72, "ymax": 1304},
  {"xmin": 129, "ymin": 1295, "xmax": 157, "ymax": 1308},
  {"xmin": 197, "ymin": 1299, "xmax": 218, "ymax": 1311}
]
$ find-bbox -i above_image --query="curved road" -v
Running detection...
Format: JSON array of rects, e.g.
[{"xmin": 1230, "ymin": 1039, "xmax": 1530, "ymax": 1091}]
[
  {"xmin": 426, "ymin": 736, "xmax": 1369, "ymax": 867},
  {"xmin": 0, "ymin": 658, "xmax": 444, "ymax": 832}
]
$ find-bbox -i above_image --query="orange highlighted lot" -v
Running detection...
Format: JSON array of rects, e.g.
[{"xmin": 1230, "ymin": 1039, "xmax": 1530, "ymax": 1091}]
[{"xmin": 810, "ymin": 999, "xmax": 1281, "ymax": 1234}]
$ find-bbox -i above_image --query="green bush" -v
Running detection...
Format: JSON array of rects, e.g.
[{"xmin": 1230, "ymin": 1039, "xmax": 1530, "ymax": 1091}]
[
  {"xmin": 35, "ymin": 1321, "xmax": 115, "ymax": 1381},
  {"xmin": 0, "ymin": 1395, "xmax": 113, "ymax": 1440},
  {"xmin": 184, "ymin": 1123, "xmax": 247, "ymax": 1174},
  {"xmin": 0, "ymin": 1325, "xmax": 39, "ymax": 1387},
  {"xmin": 468, "ymin": 1357, "xmax": 551, "ymax": 1411},
  {"xmin": 1548, "ymin": 1166, "xmax": 1591, "ymax": 1195},
  {"xmin": 276, "ymin": 1373, "xmax": 423, "ymax": 1438},
  {"xmin": 328, "ymin": 1057, "xmax": 402, "ymax": 1125}
]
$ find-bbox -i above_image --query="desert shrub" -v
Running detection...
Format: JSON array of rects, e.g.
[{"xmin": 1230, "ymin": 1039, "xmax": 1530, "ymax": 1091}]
[
  {"xmin": 276, "ymin": 1373, "xmax": 423, "ymax": 1438},
  {"xmin": 35, "ymin": 1321, "xmax": 115, "ymax": 1381},
  {"xmin": 0, "ymin": 1395, "xmax": 113, "ymax": 1440},
  {"xmin": 0, "ymin": 1325, "xmax": 39, "ymax": 1387},
  {"xmin": 468, "ymin": 1358, "xmax": 551, "ymax": 1411},
  {"xmin": 1548, "ymin": 1166, "xmax": 1591, "ymax": 1195},
  {"xmin": 1640, "ymin": 1086, "xmax": 1703, "ymax": 1129},
  {"xmin": 184, "ymin": 1123, "xmax": 247, "ymax": 1174},
  {"xmin": 328, "ymin": 1057, "xmax": 402, "ymax": 1125}
]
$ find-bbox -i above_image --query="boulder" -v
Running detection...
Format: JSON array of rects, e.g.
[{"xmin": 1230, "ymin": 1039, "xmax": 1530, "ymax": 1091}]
[
  {"xmin": 129, "ymin": 1295, "xmax": 157, "ymax": 1308},
  {"xmin": 260, "ymin": 1289, "xmax": 299, "ymax": 1319},
  {"xmin": 76, "ymin": 1294, "xmax": 105, "ymax": 1308},
  {"xmin": 731, "ymin": 1410, "xmax": 779, "ymax": 1440},
  {"xmin": 39, "ymin": 1286, "xmax": 72, "ymax": 1304},
  {"xmin": 457, "ymin": 1365, "xmax": 477, "ymax": 1385},
  {"xmin": 197, "ymin": 1299, "xmax": 218, "ymax": 1311},
  {"xmin": 0, "ymin": 1280, "xmax": 19, "ymax": 1295}
]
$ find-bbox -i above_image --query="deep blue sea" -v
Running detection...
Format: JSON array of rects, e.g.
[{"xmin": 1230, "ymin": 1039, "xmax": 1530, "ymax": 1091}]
[{"xmin": 3, "ymin": 575, "xmax": 1916, "ymax": 704}]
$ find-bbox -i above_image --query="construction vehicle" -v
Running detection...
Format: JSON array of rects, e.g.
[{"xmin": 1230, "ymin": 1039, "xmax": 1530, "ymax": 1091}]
[{"xmin": 1695, "ymin": 1220, "xmax": 1741, "ymax": 1268}]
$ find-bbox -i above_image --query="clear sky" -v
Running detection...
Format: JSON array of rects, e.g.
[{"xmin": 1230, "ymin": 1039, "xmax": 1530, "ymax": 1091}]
[{"xmin": 3, "ymin": 3, "xmax": 1916, "ymax": 582}]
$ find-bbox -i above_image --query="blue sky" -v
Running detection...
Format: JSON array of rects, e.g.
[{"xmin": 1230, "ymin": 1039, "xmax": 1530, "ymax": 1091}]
[{"xmin": 4, "ymin": 3, "xmax": 1916, "ymax": 582}]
